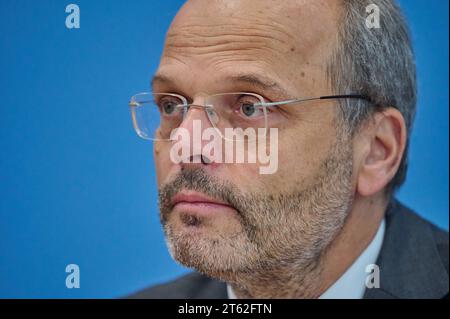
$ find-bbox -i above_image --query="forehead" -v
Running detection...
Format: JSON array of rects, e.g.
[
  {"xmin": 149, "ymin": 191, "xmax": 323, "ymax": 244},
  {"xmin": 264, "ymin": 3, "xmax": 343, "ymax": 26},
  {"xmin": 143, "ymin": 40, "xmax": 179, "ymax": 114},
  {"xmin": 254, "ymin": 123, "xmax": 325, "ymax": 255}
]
[{"xmin": 156, "ymin": 0, "xmax": 340, "ymax": 95}]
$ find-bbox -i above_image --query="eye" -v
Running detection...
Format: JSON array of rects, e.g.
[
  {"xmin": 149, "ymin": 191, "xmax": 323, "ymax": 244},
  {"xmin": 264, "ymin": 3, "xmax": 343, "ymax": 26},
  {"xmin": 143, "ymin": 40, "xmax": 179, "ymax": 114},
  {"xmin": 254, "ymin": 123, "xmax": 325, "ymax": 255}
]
[
  {"xmin": 236, "ymin": 95, "xmax": 265, "ymax": 118},
  {"xmin": 157, "ymin": 96, "xmax": 183, "ymax": 116}
]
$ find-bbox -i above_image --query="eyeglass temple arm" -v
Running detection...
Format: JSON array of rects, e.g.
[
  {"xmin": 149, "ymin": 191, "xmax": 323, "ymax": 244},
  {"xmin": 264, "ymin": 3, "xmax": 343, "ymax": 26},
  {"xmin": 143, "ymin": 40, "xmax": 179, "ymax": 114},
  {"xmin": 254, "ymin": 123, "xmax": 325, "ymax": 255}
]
[{"xmin": 258, "ymin": 94, "xmax": 372, "ymax": 108}]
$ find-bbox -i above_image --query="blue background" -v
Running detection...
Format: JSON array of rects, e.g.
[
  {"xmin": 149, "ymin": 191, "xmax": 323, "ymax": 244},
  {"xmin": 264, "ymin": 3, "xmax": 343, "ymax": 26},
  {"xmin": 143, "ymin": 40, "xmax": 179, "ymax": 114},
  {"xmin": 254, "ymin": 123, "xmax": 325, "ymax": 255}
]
[{"xmin": 0, "ymin": 0, "xmax": 448, "ymax": 298}]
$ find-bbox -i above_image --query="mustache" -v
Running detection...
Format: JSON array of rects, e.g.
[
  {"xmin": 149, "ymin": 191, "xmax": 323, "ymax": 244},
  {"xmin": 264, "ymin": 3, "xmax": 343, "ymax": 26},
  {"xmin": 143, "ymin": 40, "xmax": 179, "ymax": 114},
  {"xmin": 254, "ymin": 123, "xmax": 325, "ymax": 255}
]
[{"xmin": 158, "ymin": 168, "xmax": 244, "ymax": 222}]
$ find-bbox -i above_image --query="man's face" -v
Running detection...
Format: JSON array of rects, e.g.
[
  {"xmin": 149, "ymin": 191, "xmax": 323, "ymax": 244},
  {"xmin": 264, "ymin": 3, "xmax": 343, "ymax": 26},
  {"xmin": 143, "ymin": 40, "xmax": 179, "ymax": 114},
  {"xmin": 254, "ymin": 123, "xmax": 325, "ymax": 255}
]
[{"xmin": 153, "ymin": 0, "xmax": 355, "ymax": 280}]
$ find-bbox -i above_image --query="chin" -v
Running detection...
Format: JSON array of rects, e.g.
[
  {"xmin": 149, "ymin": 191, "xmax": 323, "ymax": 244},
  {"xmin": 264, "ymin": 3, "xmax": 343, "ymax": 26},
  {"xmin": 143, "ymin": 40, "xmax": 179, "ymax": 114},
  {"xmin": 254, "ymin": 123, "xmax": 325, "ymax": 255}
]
[
  {"xmin": 167, "ymin": 209, "xmax": 242, "ymax": 238},
  {"xmin": 163, "ymin": 215, "xmax": 260, "ymax": 279}
]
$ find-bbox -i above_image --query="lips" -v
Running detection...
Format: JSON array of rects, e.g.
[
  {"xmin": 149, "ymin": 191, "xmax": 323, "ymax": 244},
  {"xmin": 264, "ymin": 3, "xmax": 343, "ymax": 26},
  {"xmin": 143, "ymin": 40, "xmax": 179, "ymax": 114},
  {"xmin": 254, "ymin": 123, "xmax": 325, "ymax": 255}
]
[
  {"xmin": 171, "ymin": 191, "xmax": 232, "ymax": 209},
  {"xmin": 169, "ymin": 190, "xmax": 239, "ymax": 219}
]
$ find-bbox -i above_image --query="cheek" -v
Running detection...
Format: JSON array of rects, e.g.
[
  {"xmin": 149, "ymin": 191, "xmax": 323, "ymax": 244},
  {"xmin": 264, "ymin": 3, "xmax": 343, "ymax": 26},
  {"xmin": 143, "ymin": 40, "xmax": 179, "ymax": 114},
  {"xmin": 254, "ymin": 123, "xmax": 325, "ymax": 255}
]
[
  {"xmin": 272, "ymin": 125, "xmax": 335, "ymax": 190},
  {"xmin": 154, "ymin": 142, "xmax": 173, "ymax": 186},
  {"xmin": 225, "ymin": 163, "xmax": 262, "ymax": 186}
]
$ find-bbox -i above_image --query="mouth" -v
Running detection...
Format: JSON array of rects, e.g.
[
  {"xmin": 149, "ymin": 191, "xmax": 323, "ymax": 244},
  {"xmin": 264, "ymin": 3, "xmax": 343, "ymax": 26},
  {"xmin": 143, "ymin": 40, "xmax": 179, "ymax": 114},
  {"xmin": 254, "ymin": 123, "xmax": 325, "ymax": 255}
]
[{"xmin": 170, "ymin": 190, "xmax": 237, "ymax": 217}]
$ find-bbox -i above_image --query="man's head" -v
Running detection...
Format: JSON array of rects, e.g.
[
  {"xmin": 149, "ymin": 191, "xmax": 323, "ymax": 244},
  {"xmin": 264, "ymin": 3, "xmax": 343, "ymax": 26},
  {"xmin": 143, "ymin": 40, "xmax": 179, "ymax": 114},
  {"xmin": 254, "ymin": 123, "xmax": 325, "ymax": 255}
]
[{"xmin": 152, "ymin": 0, "xmax": 415, "ymax": 286}]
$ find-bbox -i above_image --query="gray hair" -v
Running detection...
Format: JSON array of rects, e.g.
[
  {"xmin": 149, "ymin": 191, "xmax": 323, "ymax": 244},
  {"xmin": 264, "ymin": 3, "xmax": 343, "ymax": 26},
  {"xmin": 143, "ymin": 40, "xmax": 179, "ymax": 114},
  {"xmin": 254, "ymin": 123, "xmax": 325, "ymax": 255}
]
[{"xmin": 328, "ymin": 0, "xmax": 417, "ymax": 193}]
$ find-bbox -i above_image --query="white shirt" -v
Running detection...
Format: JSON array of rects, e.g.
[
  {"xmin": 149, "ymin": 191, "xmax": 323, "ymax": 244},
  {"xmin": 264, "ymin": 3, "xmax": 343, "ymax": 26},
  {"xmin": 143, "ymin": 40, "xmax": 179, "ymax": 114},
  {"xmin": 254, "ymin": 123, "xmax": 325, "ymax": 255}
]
[{"xmin": 227, "ymin": 219, "xmax": 386, "ymax": 299}]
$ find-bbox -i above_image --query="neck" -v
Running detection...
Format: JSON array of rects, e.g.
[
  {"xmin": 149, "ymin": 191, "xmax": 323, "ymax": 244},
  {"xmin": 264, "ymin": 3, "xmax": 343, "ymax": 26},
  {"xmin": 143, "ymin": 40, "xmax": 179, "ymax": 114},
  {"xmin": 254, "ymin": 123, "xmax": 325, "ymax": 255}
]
[
  {"xmin": 231, "ymin": 259, "xmax": 323, "ymax": 298},
  {"xmin": 230, "ymin": 194, "xmax": 387, "ymax": 299}
]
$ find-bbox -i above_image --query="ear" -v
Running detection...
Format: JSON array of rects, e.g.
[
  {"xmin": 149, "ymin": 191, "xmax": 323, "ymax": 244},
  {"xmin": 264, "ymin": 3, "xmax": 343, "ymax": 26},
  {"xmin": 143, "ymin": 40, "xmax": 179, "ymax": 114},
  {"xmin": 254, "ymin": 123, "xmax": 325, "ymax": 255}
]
[{"xmin": 356, "ymin": 108, "xmax": 407, "ymax": 196}]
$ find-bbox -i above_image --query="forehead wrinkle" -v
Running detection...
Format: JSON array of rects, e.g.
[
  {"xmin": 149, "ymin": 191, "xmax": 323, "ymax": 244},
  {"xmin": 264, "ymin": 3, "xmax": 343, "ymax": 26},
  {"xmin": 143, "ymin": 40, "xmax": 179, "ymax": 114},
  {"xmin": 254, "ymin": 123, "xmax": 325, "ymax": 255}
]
[
  {"xmin": 170, "ymin": 12, "xmax": 294, "ymax": 31},
  {"xmin": 167, "ymin": 17, "xmax": 295, "ymax": 42},
  {"xmin": 206, "ymin": 53, "xmax": 277, "ymax": 75},
  {"xmin": 164, "ymin": 17, "xmax": 296, "ymax": 56}
]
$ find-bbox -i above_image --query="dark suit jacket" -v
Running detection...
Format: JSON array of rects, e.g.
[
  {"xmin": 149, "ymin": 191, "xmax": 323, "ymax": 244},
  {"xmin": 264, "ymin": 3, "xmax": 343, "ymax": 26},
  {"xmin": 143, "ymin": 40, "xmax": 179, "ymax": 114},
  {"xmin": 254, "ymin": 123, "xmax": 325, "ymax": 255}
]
[{"xmin": 128, "ymin": 200, "xmax": 449, "ymax": 299}]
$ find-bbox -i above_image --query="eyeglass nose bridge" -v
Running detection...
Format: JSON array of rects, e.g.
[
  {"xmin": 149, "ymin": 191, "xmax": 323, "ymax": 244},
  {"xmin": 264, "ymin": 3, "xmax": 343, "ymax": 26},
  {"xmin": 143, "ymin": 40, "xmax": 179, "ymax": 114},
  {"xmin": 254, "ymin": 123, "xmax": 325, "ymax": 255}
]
[{"xmin": 182, "ymin": 103, "xmax": 219, "ymax": 126}]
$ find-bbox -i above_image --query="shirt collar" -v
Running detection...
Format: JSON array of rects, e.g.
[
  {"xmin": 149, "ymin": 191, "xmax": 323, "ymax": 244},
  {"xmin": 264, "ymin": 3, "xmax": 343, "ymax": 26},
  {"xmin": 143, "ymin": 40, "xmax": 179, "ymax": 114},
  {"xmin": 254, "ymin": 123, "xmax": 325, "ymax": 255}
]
[{"xmin": 227, "ymin": 219, "xmax": 386, "ymax": 299}]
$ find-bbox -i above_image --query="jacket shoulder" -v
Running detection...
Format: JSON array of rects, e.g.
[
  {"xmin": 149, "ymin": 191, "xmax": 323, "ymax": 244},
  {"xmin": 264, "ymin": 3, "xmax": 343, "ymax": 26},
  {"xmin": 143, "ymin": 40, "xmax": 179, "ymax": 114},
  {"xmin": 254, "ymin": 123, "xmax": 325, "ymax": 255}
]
[
  {"xmin": 430, "ymin": 220, "xmax": 449, "ymax": 275},
  {"xmin": 125, "ymin": 272, "xmax": 226, "ymax": 299},
  {"xmin": 365, "ymin": 200, "xmax": 449, "ymax": 299},
  {"xmin": 400, "ymin": 203, "xmax": 449, "ymax": 274}
]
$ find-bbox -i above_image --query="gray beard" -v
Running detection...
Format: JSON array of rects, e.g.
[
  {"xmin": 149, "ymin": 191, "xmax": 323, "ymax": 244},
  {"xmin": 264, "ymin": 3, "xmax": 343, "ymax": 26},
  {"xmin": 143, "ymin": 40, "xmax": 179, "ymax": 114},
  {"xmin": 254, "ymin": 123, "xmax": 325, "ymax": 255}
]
[{"xmin": 158, "ymin": 134, "xmax": 354, "ymax": 298}]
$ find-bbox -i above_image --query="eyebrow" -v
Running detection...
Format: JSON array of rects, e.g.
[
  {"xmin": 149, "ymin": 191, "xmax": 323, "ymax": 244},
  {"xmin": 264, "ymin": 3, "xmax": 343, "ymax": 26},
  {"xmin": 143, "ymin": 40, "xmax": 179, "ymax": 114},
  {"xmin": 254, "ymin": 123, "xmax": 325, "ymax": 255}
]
[
  {"xmin": 151, "ymin": 74, "xmax": 173, "ymax": 91},
  {"xmin": 228, "ymin": 74, "xmax": 288, "ymax": 96},
  {"xmin": 151, "ymin": 73, "xmax": 288, "ymax": 97}
]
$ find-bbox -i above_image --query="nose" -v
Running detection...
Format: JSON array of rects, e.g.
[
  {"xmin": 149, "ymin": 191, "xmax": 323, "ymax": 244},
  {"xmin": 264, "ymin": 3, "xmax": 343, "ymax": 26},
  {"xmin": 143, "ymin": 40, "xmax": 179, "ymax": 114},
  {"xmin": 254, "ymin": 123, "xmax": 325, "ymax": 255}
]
[{"xmin": 174, "ymin": 97, "xmax": 221, "ymax": 167}]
